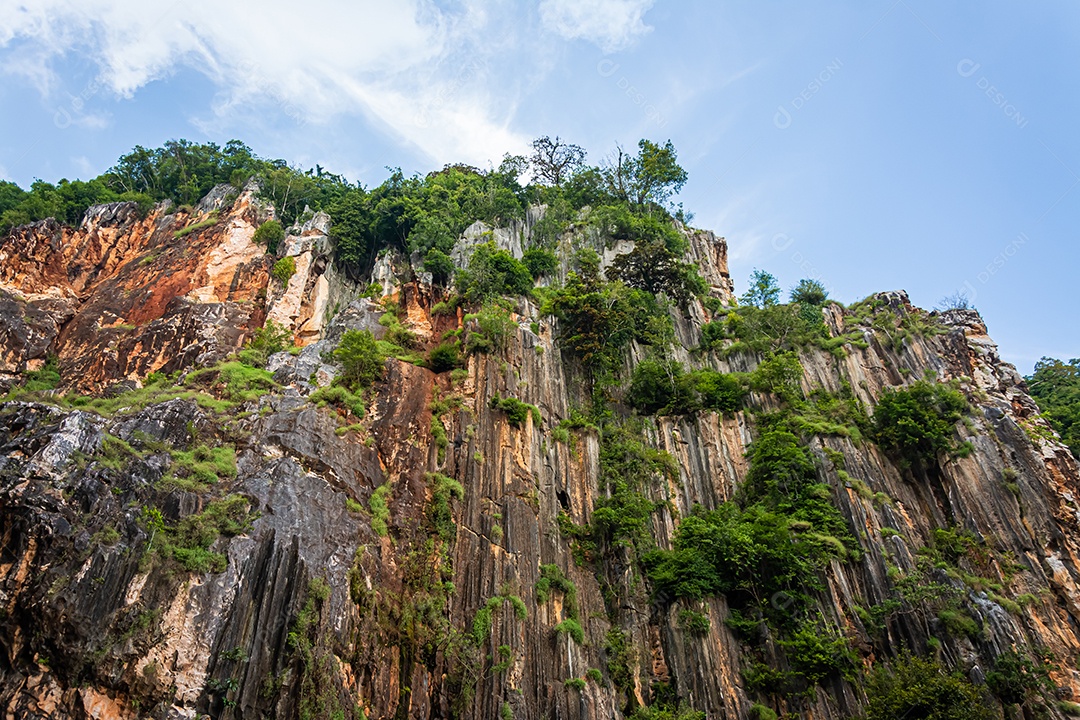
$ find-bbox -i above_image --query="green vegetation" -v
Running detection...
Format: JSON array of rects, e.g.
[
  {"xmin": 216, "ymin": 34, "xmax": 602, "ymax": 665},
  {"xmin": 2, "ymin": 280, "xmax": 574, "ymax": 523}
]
[
  {"xmin": 21, "ymin": 356, "xmax": 61, "ymax": 392},
  {"xmin": 428, "ymin": 342, "xmax": 462, "ymax": 373},
  {"xmin": 862, "ymin": 655, "xmax": 994, "ymax": 720},
  {"xmin": 871, "ymin": 377, "xmax": 969, "ymax": 470},
  {"xmin": 471, "ymin": 590, "xmax": 528, "ymax": 645},
  {"xmin": 740, "ymin": 269, "xmax": 781, "ymax": 308},
  {"xmin": 427, "ymin": 472, "xmax": 464, "ymax": 545},
  {"xmin": 7, "ymin": 358, "xmax": 274, "ymax": 415},
  {"xmin": 464, "ymin": 299, "xmax": 516, "ymax": 354},
  {"xmin": 986, "ymin": 650, "xmax": 1054, "ymax": 707},
  {"xmin": 186, "ymin": 361, "xmax": 276, "ymax": 403},
  {"xmin": 456, "ymin": 242, "xmax": 533, "ymax": 302},
  {"xmin": 489, "ymin": 394, "xmax": 541, "ymax": 428},
  {"xmin": 168, "ymin": 444, "xmax": 237, "ymax": 488},
  {"xmin": 369, "ymin": 483, "xmax": 393, "ymax": 537},
  {"xmin": 554, "ymin": 618, "xmax": 585, "ymax": 645},
  {"xmin": 522, "ymin": 247, "xmax": 558, "ymax": 279},
  {"xmin": 845, "ymin": 294, "xmax": 944, "ymax": 351},
  {"xmin": 143, "ymin": 495, "xmax": 257, "ymax": 573},
  {"xmin": 790, "ymin": 278, "xmax": 828, "ymax": 306},
  {"xmin": 0, "ymin": 177, "xmax": 153, "ymax": 234},
  {"xmin": 174, "ymin": 211, "xmax": 219, "ymax": 238},
  {"xmin": 535, "ymin": 564, "xmax": 578, "ymax": 620},
  {"xmin": 605, "ymin": 234, "xmax": 705, "ymax": 305},
  {"xmin": 310, "ymin": 385, "xmax": 366, "ymax": 420},
  {"xmin": 559, "ymin": 422, "xmax": 676, "ymax": 565},
  {"xmin": 252, "ymin": 219, "xmax": 285, "ymax": 253},
  {"xmin": 676, "ymin": 609, "xmax": 710, "ymax": 635},
  {"xmin": 332, "ymin": 330, "xmax": 385, "ymax": 392},
  {"xmin": 271, "ymin": 255, "xmax": 296, "ymax": 285},
  {"xmin": 237, "ymin": 319, "xmax": 293, "ymax": 367},
  {"xmin": 544, "ymin": 250, "xmax": 673, "ymax": 379},
  {"xmin": 700, "ymin": 295, "xmax": 860, "ymax": 359},
  {"xmin": 1027, "ymin": 357, "xmax": 1080, "ymax": 456},
  {"xmin": 626, "ymin": 359, "xmax": 745, "ymax": 416}
]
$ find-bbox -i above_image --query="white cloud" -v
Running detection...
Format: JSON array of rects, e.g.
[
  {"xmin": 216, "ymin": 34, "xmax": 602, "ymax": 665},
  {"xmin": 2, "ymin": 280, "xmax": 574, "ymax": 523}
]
[
  {"xmin": 539, "ymin": 0, "xmax": 654, "ymax": 53},
  {"xmin": 0, "ymin": 163, "xmax": 9, "ymax": 181},
  {"xmin": 0, "ymin": 0, "xmax": 530, "ymax": 166}
]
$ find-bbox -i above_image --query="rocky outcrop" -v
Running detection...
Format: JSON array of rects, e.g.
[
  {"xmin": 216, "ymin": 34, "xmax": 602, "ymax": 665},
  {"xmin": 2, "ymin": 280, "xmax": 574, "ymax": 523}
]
[{"xmin": 0, "ymin": 187, "xmax": 1078, "ymax": 720}]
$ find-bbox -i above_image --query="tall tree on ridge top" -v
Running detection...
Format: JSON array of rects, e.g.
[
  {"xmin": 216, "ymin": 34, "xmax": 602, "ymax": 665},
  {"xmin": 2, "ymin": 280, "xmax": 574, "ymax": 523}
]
[
  {"xmin": 529, "ymin": 136, "xmax": 586, "ymax": 187},
  {"xmin": 601, "ymin": 139, "xmax": 688, "ymax": 209}
]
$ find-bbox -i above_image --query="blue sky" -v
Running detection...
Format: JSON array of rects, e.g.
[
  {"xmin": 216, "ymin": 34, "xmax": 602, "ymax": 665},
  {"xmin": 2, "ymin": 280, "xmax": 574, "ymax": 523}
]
[{"xmin": 0, "ymin": 1, "xmax": 1076, "ymax": 373}]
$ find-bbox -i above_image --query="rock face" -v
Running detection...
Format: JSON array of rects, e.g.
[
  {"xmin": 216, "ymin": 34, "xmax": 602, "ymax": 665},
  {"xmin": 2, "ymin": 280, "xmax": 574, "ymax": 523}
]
[{"xmin": 0, "ymin": 190, "xmax": 1078, "ymax": 720}]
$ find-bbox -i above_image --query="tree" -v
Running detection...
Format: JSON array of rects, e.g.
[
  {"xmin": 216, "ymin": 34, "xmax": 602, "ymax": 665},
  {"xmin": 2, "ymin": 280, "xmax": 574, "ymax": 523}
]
[
  {"xmin": 529, "ymin": 136, "xmax": 586, "ymax": 187},
  {"xmin": 333, "ymin": 330, "xmax": 385, "ymax": 391},
  {"xmin": 600, "ymin": 140, "xmax": 687, "ymax": 208},
  {"xmin": 871, "ymin": 379, "xmax": 969, "ymax": 470},
  {"xmin": 740, "ymin": 269, "xmax": 781, "ymax": 308},
  {"xmin": 790, "ymin": 279, "xmax": 828, "ymax": 306},
  {"xmin": 864, "ymin": 655, "xmax": 994, "ymax": 720},
  {"xmin": 253, "ymin": 220, "xmax": 285, "ymax": 254},
  {"xmin": 632, "ymin": 139, "xmax": 687, "ymax": 206},
  {"xmin": 423, "ymin": 248, "xmax": 455, "ymax": 285},
  {"xmin": 1027, "ymin": 357, "xmax": 1080, "ymax": 457},
  {"xmin": 606, "ymin": 239, "xmax": 704, "ymax": 304},
  {"xmin": 456, "ymin": 242, "xmax": 534, "ymax": 303}
]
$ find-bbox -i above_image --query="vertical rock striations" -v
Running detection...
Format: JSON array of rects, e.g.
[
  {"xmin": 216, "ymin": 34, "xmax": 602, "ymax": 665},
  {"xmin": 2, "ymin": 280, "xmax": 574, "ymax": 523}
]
[{"xmin": 0, "ymin": 187, "xmax": 1077, "ymax": 720}]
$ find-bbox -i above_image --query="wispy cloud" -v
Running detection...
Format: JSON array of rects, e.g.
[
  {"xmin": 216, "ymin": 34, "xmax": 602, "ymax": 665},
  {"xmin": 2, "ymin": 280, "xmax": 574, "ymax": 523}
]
[
  {"xmin": 539, "ymin": 0, "xmax": 654, "ymax": 53},
  {"xmin": 0, "ymin": 0, "xmax": 531, "ymax": 166}
]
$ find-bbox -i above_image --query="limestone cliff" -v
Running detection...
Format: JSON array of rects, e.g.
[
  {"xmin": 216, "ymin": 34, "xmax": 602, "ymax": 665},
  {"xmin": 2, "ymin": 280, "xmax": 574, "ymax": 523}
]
[{"xmin": 0, "ymin": 187, "xmax": 1077, "ymax": 720}]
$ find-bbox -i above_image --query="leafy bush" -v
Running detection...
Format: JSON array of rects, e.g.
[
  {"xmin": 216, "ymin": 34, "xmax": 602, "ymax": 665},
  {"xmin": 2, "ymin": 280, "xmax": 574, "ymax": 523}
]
[
  {"xmin": 606, "ymin": 238, "xmax": 705, "ymax": 305},
  {"xmin": 464, "ymin": 300, "xmax": 516, "ymax": 354},
  {"xmin": 423, "ymin": 247, "xmax": 455, "ymax": 285},
  {"xmin": 310, "ymin": 385, "xmax": 366, "ymax": 419},
  {"xmin": 369, "ymin": 483, "xmax": 393, "ymax": 537},
  {"xmin": 150, "ymin": 494, "xmax": 257, "ymax": 573},
  {"xmin": 748, "ymin": 352, "xmax": 803, "ymax": 399},
  {"xmin": 986, "ymin": 650, "xmax": 1053, "ymax": 706},
  {"xmin": 237, "ymin": 319, "xmax": 292, "ymax": 367},
  {"xmin": 626, "ymin": 359, "xmax": 745, "ymax": 416},
  {"xmin": 22, "ymin": 356, "xmax": 61, "ymax": 392},
  {"xmin": 740, "ymin": 269, "xmax": 780, "ymax": 308},
  {"xmin": 872, "ymin": 378, "xmax": 969, "ymax": 470},
  {"xmin": 535, "ymin": 564, "xmax": 578, "ymax": 619},
  {"xmin": 271, "ymin": 255, "xmax": 296, "ymax": 285},
  {"xmin": 676, "ymin": 609, "xmax": 710, "ymax": 635},
  {"xmin": 645, "ymin": 425, "xmax": 852, "ymax": 627},
  {"xmin": 863, "ymin": 655, "xmax": 994, "ymax": 720},
  {"xmin": 332, "ymin": 330, "xmax": 385, "ymax": 391},
  {"xmin": 182, "ymin": 361, "xmax": 276, "ymax": 403},
  {"xmin": 790, "ymin": 278, "xmax": 828, "ymax": 305},
  {"xmin": 456, "ymin": 241, "xmax": 533, "ymax": 302},
  {"xmin": 522, "ymin": 247, "xmax": 558, "ymax": 279},
  {"xmin": 778, "ymin": 625, "xmax": 857, "ymax": 684},
  {"xmin": 489, "ymin": 394, "xmax": 541, "ymax": 427},
  {"xmin": 545, "ymin": 262, "xmax": 672, "ymax": 377},
  {"xmin": 748, "ymin": 704, "xmax": 778, "ymax": 720},
  {"xmin": 427, "ymin": 472, "xmax": 464, "ymax": 545},
  {"xmin": 170, "ymin": 444, "xmax": 237, "ymax": 486},
  {"xmin": 253, "ymin": 220, "xmax": 285, "ymax": 254},
  {"xmin": 554, "ymin": 618, "xmax": 585, "ymax": 645},
  {"xmin": 428, "ymin": 342, "xmax": 462, "ymax": 373}
]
